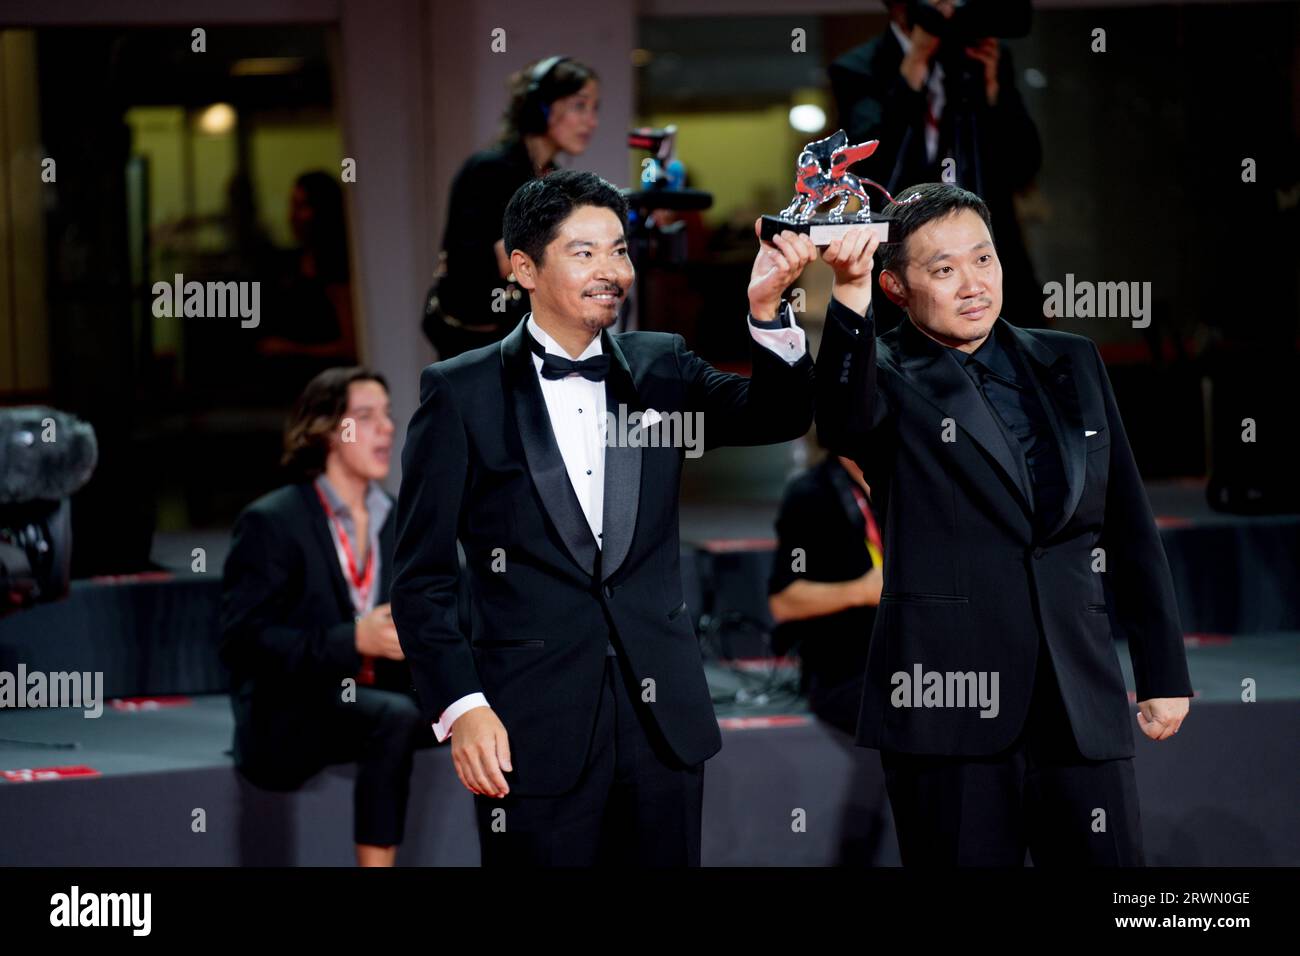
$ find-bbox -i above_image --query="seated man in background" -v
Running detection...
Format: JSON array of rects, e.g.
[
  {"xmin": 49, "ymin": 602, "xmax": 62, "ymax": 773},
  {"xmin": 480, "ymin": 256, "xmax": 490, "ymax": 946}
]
[
  {"xmin": 768, "ymin": 445, "xmax": 883, "ymax": 736},
  {"xmin": 220, "ymin": 367, "xmax": 434, "ymax": 867}
]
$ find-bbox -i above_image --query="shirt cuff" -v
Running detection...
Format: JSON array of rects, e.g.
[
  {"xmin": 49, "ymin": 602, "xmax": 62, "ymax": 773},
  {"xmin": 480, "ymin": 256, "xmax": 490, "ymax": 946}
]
[
  {"xmin": 748, "ymin": 301, "xmax": 806, "ymax": 364},
  {"xmin": 432, "ymin": 692, "xmax": 489, "ymax": 742}
]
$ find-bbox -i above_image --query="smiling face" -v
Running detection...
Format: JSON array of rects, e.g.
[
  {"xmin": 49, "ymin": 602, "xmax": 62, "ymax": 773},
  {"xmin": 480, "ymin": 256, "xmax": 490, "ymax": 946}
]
[
  {"xmin": 546, "ymin": 79, "xmax": 599, "ymax": 155},
  {"xmin": 880, "ymin": 208, "xmax": 1002, "ymax": 353},
  {"xmin": 513, "ymin": 204, "xmax": 633, "ymax": 337},
  {"xmin": 328, "ymin": 380, "xmax": 394, "ymax": 482}
]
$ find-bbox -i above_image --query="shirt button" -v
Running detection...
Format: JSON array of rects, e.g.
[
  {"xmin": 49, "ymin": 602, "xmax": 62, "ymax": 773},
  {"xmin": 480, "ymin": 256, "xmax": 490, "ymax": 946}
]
[
  {"xmin": 586, "ymin": 469, "xmax": 592, "ymax": 475},
  {"xmin": 578, "ymin": 408, "xmax": 583, "ymax": 413}
]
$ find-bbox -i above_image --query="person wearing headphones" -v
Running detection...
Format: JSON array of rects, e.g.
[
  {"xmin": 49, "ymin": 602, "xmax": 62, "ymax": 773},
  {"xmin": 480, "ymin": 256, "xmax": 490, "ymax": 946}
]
[{"xmin": 423, "ymin": 55, "xmax": 600, "ymax": 359}]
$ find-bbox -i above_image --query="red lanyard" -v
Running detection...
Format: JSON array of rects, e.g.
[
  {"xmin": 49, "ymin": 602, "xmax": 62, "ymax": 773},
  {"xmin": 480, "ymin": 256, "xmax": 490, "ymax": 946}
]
[
  {"xmin": 849, "ymin": 483, "xmax": 884, "ymax": 559},
  {"xmin": 314, "ymin": 484, "xmax": 375, "ymax": 615}
]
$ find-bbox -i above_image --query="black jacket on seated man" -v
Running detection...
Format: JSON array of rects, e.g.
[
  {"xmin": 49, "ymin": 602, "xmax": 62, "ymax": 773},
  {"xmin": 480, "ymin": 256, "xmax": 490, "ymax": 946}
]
[
  {"xmin": 219, "ymin": 481, "xmax": 419, "ymax": 789},
  {"xmin": 815, "ymin": 297, "xmax": 1192, "ymax": 760},
  {"xmin": 392, "ymin": 313, "xmax": 814, "ymax": 797}
]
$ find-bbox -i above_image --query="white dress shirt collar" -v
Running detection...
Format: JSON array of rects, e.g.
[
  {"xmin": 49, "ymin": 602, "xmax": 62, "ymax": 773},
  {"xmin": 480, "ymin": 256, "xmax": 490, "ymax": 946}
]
[{"xmin": 526, "ymin": 313, "xmax": 603, "ymax": 366}]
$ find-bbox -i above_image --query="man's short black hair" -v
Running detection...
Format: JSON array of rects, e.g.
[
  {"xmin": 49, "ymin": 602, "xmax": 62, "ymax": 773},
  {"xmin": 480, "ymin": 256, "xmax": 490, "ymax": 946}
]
[
  {"xmin": 877, "ymin": 182, "xmax": 995, "ymax": 284},
  {"xmin": 503, "ymin": 169, "xmax": 628, "ymax": 267}
]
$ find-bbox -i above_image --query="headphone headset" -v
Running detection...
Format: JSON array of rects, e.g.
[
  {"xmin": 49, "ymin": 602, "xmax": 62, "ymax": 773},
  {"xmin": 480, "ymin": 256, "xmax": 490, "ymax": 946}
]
[{"xmin": 520, "ymin": 55, "xmax": 572, "ymax": 135}]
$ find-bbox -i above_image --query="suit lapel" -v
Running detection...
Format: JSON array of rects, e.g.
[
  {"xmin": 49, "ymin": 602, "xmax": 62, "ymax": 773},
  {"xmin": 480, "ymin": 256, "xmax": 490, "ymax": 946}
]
[
  {"xmin": 598, "ymin": 330, "xmax": 643, "ymax": 583},
  {"xmin": 1004, "ymin": 324, "xmax": 1087, "ymax": 538},
  {"xmin": 300, "ymin": 482, "xmax": 357, "ymax": 620},
  {"xmin": 895, "ymin": 319, "xmax": 1034, "ymax": 515},
  {"xmin": 501, "ymin": 319, "xmax": 599, "ymax": 577}
]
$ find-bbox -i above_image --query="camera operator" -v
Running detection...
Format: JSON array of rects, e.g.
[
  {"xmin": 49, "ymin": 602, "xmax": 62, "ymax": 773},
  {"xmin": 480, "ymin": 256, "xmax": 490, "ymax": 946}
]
[{"xmin": 830, "ymin": 0, "xmax": 1044, "ymax": 331}]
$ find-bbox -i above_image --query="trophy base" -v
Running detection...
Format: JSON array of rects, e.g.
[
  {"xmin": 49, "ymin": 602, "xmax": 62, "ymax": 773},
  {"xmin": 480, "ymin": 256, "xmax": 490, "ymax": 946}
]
[{"xmin": 760, "ymin": 214, "xmax": 890, "ymax": 246}]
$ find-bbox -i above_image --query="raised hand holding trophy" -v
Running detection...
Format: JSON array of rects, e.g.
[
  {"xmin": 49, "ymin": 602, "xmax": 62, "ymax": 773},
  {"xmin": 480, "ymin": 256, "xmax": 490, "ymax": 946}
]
[{"xmin": 761, "ymin": 129, "xmax": 918, "ymax": 246}]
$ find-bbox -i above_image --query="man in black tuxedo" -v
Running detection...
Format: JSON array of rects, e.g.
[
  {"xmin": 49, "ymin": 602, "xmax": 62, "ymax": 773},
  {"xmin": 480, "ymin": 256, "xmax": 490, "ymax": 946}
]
[
  {"xmin": 815, "ymin": 182, "xmax": 1191, "ymax": 866},
  {"xmin": 392, "ymin": 169, "xmax": 818, "ymax": 866}
]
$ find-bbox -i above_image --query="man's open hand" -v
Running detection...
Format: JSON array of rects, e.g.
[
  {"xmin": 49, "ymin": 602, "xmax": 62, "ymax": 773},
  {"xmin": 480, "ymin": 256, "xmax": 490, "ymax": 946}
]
[
  {"xmin": 1137, "ymin": 696, "xmax": 1190, "ymax": 741},
  {"xmin": 450, "ymin": 706, "xmax": 513, "ymax": 797}
]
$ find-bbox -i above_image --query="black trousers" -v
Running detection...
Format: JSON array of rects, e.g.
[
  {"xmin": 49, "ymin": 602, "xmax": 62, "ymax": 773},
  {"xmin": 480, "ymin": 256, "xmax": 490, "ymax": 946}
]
[
  {"xmin": 314, "ymin": 686, "xmax": 436, "ymax": 847},
  {"xmin": 880, "ymin": 640, "xmax": 1144, "ymax": 867},
  {"xmin": 473, "ymin": 654, "xmax": 706, "ymax": 867}
]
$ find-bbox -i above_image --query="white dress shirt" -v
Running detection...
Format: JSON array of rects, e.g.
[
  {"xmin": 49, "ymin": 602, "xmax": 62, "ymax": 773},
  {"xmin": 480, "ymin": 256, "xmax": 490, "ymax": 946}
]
[
  {"xmin": 529, "ymin": 316, "xmax": 609, "ymax": 544},
  {"xmin": 314, "ymin": 474, "xmax": 390, "ymax": 617},
  {"xmin": 432, "ymin": 306, "xmax": 806, "ymax": 740}
]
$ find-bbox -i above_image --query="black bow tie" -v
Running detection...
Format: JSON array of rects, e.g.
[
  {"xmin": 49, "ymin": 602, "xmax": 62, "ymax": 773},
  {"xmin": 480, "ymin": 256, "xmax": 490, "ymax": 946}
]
[{"xmin": 526, "ymin": 333, "xmax": 611, "ymax": 382}]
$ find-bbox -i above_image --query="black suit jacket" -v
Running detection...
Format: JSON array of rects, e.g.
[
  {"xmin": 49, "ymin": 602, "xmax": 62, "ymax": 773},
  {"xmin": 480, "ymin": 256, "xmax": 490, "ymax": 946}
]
[
  {"xmin": 219, "ymin": 481, "xmax": 407, "ymax": 787},
  {"xmin": 815, "ymin": 298, "xmax": 1192, "ymax": 760},
  {"xmin": 392, "ymin": 316, "xmax": 814, "ymax": 795}
]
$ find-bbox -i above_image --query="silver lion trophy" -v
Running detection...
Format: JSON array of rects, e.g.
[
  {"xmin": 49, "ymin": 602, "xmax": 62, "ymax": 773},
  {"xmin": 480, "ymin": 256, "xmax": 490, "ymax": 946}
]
[{"xmin": 760, "ymin": 129, "xmax": 916, "ymax": 246}]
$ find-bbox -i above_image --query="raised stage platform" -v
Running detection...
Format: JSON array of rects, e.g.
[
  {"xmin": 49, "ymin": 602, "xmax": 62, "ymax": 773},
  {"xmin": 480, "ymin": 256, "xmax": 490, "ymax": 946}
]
[
  {"xmin": 1, "ymin": 478, "xmax": 1297, "ymax": 866},
  {"xmin": 1, "ymin": 640, "xmax": 1296, "ymax": 867}
]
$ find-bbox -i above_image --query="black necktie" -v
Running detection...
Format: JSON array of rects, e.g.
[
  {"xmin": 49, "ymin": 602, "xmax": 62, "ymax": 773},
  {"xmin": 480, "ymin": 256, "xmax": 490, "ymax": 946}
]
[{"xmin": 526, "ymin": 333, "xmax": 610, "ymax": 382}]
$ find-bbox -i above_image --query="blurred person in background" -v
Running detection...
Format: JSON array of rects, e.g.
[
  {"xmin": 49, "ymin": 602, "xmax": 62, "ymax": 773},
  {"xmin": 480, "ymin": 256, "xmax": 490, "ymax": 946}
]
[
  {"xmin": 769, "ymin": 443, "xmax": 884, "ymax": 736},
  {"xmin": 220, "ymin": 367, "xmax": 434, "ymax": 867},
  {"xmin": 259, "ymin": 171, "xmax": 357, "ymax": 362},
  {"xmin": 830, "ymin": 0, "xmax": 1043, "ymax": 333},
  {"xmin": 423, "ymin": 55, "xmax": 600, "ymax": 359}
]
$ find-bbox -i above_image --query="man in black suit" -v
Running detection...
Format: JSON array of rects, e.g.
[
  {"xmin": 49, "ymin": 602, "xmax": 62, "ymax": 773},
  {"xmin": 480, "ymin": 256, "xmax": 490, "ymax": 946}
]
[
  {"xmin": 221, "ymin": 367, "xmax": 433, "ymax": 867},
  {"xmin": 829, "ymin": 0, "xmax": 1043, "ymax": 332},
  {"xmin": 815, "ymin": 182, "xmax": 1191, "ymax": 866},
  {"xmin": 392, "ymin": 169, "xmax": 818, "ymax": 866}
]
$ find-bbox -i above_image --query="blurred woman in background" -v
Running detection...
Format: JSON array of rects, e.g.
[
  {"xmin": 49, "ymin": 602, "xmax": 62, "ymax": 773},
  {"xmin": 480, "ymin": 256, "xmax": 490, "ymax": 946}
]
[
  {"xmin": 259, "ymin": 171, "xmax": 356, "ymax": 362},
  {"xmin": 423, "ymin": 55, "xmax": 599, "ymax": 358}
]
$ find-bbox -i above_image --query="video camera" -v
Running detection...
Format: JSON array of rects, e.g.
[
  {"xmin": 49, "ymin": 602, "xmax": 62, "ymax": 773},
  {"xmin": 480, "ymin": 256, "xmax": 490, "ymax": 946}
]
[{"xmin": 906, "ymin": 0, "xmax": 1032, "ymax": 47}]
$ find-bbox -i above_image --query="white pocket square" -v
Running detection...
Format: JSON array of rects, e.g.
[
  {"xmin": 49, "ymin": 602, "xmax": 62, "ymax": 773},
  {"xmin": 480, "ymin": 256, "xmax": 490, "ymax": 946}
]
[
  {"xmin": 642, "ymin": 409, "xmax": 663, "ymax": 428},
  {"xmin": 1085, "ymin": 429, "xmax": 1099, "ymax": 437}
]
